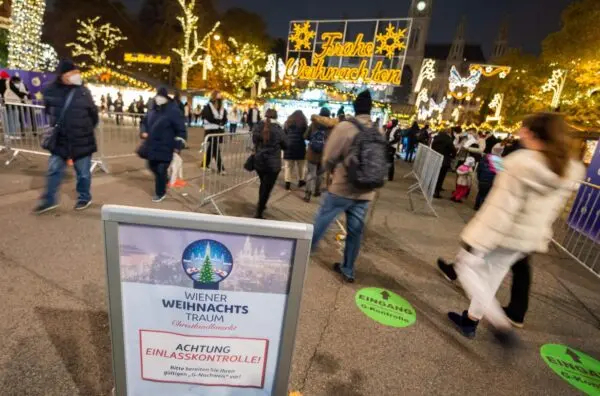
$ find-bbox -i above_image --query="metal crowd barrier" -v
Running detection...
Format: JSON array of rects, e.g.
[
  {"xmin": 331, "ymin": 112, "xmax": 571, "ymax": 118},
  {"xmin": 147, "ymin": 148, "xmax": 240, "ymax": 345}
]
[
  {"xmin": 405, "ymin": 143, "xmax": 443, "ymax": 217},
  {"xmin": 0, "ymin": 103, "xmax": 144, "ymax": 173},
  {"xmin": 552, "ymin": 180, "xmax": 600, "ymax": 278},
  {"xmin": 94, "ymin": 112, "xmax": 145, "ymax": 173},
  {"xmin": 0, "ymin": 102, "xmax": 51, "ymax": 165},
  {"xmin": 173, "ymin": 131, "xmax": 257, "ymax": 214}
]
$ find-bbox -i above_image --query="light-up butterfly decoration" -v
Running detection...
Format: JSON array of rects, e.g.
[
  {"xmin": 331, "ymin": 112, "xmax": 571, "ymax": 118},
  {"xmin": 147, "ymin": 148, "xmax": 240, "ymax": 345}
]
[{"xmin": 448, "ymin": 65, "xmax": 482, "ymax": 100}]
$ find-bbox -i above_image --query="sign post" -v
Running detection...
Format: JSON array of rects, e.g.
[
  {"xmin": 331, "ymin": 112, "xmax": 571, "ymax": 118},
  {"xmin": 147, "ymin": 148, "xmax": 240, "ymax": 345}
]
[{"xmin": 102, "ymin": 205, "xmax": 313, "ymax": 395}]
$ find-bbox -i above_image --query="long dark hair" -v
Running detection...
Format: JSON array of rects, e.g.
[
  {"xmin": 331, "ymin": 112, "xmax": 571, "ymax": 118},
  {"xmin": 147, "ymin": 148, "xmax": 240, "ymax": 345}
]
[
  {"xmin": 285, "ymin": 110, "xmax": 307, "ymax": 130},
  {"xmin": 262, "ymin": 109, "xmax": 277, "ymax": 142},
  {"xmin": 522, "ymin": 112, "xmax": 571, "ymax": 177}
]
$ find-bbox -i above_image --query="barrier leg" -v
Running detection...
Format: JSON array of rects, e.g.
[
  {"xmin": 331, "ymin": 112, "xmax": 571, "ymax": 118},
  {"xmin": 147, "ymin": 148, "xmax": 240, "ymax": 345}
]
[
  {"xmin": 210, "ymin": 197, "xmax": 224, "ymax": 216},
  {"xmin": 5, "ymin": 149, "xmax": 21, "ymax": 166}
]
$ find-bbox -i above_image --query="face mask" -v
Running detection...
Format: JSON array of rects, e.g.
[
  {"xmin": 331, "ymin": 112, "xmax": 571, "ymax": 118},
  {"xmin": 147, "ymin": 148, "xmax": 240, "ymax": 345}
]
[
  {"xmin": 155, "ymin": 95, "xmax": 168, "ymax": 106},
  {"xmin": 68, "ymin": 74, "xmax": 83, "ymax": 86}
]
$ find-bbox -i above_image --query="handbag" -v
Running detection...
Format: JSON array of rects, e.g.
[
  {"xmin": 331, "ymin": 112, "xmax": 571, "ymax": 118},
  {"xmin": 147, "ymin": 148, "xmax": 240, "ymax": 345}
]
[
  {"xmin": 41, "ymin": 88, "xmax": 77, "ymax": 151},
  {"xmin": 244, "ymin": 153, "xmax": 255, "ymax": 172}
]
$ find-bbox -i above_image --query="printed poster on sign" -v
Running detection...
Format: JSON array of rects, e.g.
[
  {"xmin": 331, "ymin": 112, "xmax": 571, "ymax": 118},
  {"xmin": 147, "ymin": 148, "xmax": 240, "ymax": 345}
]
[{"xmin": 117, "ymin": 222, "xmax": 297, "ymax": 395}]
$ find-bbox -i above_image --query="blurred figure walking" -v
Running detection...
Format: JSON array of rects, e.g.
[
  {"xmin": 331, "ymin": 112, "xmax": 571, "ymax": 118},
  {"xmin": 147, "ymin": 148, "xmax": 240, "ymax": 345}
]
[
  {"xmin": 304, "ymin": 107, "xmax": 338, "ymax": 202},
  {"xmin": 431, "ymin": 129, "xmax": 457, "ymax": 198},
  {"xmin": 201, "ymin": 90, "xmax": 228, "ymax": 174},
  {"xmin": 252, "ymin": 109, "xmax": 287, "ymax": 219},
  {"xmin": 35, "ymin": 59, "xmax": 99, "ymax": 214},
  {"xmin": 283, "ymin": 110, "xmax": 308, "ymax": 191},
  {"xmin": 311, "ymin": 90, "xmax": 387, "ymax": 282},
  {"xmin": 139, "ymin": 87, "xmax": 187, "ymax": 202},
  {"xmin": 446, "ymin": 113, "xmax": 584, "ymax": 343}
]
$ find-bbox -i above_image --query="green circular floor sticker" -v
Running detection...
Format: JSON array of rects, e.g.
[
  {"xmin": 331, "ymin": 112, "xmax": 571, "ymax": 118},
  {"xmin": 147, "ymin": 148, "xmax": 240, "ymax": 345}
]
[
  {"xmin": 541, "ymin": 344, "xmax": 600, "ymax": 395},
  {"xmin": 355, "ymin": 287, "xmax": 416, "ymax": 328}
]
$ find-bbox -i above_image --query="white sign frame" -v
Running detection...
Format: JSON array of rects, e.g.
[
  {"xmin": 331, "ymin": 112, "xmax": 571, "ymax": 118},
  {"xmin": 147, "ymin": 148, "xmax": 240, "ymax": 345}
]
[{"xmin": 102, "ymin": 205, "xmax": 313, "ymax": 395}]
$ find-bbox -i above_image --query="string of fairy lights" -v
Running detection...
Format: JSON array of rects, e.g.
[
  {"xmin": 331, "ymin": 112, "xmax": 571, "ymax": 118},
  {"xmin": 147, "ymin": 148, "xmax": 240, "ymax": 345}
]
[{"xmin": 8, "ymin": 0, "xmax": 46, "ymax": 70}]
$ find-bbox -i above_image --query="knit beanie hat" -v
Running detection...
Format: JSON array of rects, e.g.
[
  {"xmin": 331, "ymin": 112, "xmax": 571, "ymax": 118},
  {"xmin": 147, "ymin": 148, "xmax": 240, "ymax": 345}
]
[
  {"xmin": 157, "ymin": 86, "xmax": 169, "ymax": 97},
  {"xmin": 319, "ymin": 107, "xmax": 331, "ymax": 117},
  {"xmin": 57, "ymin": 59, "xmax": 77, "ymax": 75},
  {"xmin": 353, "ymin": 90, "xmax": 372, "ymax": 115}
]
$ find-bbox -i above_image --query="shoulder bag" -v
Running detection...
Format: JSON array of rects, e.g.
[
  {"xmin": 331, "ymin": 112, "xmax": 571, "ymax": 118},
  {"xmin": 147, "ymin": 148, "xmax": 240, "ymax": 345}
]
[{"xmin": 41, "ymin": 88, "xmax": 77, "ymax": 151}]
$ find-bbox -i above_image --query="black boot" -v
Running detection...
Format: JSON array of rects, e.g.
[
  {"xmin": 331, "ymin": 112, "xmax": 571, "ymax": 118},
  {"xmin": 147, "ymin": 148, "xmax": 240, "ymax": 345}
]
[
  {"xmin": 303, "ymin": 191, "xmax": 311, "ymax": 203},
  {"xmin": 285, "ymin": 182, "xmax": 291, "ymax": 191},
  {"xmin": 448, "ymin": 310, "xmax": 479, "ymax": 338},
  {"xmin": 437, "ymin": 258, "xmax": 458, "ymax": 282},
  {"xmin": 298, "ymin": 180, "xmax": 306, "ymax": 188}
]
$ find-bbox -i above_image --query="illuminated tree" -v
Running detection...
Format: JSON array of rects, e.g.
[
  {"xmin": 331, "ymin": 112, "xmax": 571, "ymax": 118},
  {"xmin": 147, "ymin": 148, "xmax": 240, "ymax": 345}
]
[
  {"xmin": 8, "ymin": 0, "xmax": 46, "ymax": 70},
  {"xmin": 39, "ymin": 43, "xmax": 59, "ymax": 72},
  {"xmin": 190, "ymin": 37, "xmax": 266, "ymax": 97},
  {"xmin": 66, "ymin": 17, "xmax": 127, "ymax": 66},
  {"xmin": 476, "ymin": 49, "xmax": 547, "ymax": 125},
  {"xmin": 542, "ymin": 0, "xmax": 600, "ymax": 127},
  {"xmin": 172, "ymin": 0, "xmax": 220, "ymax": 90}
]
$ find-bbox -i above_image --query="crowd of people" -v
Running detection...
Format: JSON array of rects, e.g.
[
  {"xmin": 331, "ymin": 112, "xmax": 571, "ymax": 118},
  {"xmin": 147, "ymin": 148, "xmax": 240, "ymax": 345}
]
[{"xmin": 32, "ymin": 59, "xmax": 586, "ymax": 348}]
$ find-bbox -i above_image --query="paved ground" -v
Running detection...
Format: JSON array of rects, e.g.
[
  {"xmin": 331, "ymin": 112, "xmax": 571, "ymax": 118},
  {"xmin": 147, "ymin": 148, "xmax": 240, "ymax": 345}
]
[{"xmin": 0, "ymin": 147, "xmax": 598, "ymax": 396}]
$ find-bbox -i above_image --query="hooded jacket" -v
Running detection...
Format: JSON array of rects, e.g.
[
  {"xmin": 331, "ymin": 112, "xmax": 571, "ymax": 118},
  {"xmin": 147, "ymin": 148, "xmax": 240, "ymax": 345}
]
[
  {"xmin": 252, "ymin": 120, "xmax": 288, "ymax": 173},
  {"xmin": 141, "ymin": 99, "xmax": 187, "ymax": 163},
  {"xmin": 305, "ymin": 115, "xmax": 338, "ymax": 164},
  {"xmin": 461, "ymin": 149, "xmax": 585, "ymax": 253}
]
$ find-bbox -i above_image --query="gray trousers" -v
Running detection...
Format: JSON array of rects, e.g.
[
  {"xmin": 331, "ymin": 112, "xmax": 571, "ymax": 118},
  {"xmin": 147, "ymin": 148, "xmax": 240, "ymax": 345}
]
[{"xmin": 305, "ymin": 162, "xmax": 322, "ymax": 194}]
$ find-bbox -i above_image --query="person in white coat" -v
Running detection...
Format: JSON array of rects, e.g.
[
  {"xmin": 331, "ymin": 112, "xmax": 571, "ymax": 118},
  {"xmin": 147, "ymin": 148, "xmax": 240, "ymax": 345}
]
[{"xmin": 447, "ymin": 112, "xmax": 585, "ymax": 344}]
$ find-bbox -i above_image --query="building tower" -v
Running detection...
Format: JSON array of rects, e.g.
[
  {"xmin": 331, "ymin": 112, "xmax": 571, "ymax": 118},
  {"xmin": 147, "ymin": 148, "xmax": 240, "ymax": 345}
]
[
  {"xmin": 448, "ymin": 16, "xmax": 467, "ymax": 63},
  {"xmin": 492, "ymin": 19, "xmax": 509, "ymax": 60},
  {"xmin": 401, "ymin": 0, "xmax": 434, "ymax": 104}
]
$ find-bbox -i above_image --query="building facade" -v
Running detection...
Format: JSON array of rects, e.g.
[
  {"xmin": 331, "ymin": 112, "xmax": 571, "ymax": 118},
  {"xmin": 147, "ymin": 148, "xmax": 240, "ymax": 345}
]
[{"xmin": 395, "ymin": 0, "xmax": 509, "ymax": 122}]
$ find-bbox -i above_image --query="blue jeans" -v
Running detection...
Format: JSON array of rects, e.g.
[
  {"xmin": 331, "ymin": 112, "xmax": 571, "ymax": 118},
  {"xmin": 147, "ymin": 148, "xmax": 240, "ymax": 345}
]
[
  {"xmin": 312, "ymin": 193, "xmax": 369, "ymax": 279},
  {"xmin": 42, "ymin": 155, "xmax": 92, "ymax": 205}
]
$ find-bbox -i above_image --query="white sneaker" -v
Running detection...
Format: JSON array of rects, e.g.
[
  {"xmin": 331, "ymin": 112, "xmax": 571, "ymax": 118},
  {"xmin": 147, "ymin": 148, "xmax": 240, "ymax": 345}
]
[{"xmin": 152, "ymin": 195, "xmax": 166, "ymax": 203}]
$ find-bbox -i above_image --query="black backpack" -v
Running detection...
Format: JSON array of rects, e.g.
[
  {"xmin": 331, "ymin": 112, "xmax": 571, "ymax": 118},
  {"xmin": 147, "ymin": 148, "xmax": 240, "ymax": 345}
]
[{"xmin": 346, "ymin": 119, "xmax": 388, "ymax": 191}]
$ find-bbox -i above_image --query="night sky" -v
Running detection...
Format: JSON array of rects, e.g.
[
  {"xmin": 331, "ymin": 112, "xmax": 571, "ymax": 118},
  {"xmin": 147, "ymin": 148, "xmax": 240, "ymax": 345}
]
[{"xmin": 122, "ymin": 0, "xmax": 571, "ymax": 56}]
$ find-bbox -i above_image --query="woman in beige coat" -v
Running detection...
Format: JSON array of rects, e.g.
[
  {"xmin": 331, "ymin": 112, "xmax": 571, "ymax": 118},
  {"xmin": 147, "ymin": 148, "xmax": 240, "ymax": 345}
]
[{"xmin": 448, "ymin": 113, "xmax": 585, "ymax": 344}]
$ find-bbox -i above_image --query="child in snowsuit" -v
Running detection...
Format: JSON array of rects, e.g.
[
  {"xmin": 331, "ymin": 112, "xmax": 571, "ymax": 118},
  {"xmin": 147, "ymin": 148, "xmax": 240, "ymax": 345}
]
[{"xmin": 451, "ymin": 156, "xmax": 475, "ymax": 203}]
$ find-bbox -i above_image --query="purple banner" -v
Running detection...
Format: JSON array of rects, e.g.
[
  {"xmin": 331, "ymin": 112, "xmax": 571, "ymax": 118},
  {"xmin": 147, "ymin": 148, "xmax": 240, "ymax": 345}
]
[
  {"xmin": 0, "ymin": 68, "xmax": 57, "ymax": 102},
  {"xmin": 568, "ymin": 143, "xmax": 600, "ymax": 242}
]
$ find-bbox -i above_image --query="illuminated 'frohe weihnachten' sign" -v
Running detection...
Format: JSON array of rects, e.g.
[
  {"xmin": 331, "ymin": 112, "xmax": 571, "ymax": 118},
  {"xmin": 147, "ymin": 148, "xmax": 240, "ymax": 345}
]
[{"xmin": 286, "ymin": 19, "xmax": 412, "ymax": 86}]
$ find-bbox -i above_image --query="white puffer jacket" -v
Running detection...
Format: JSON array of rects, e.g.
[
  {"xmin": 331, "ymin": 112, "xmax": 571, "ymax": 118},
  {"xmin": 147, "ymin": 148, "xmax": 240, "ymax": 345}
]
[{"xmin": 461, "ymin": 149, "xmax": 585, "ymax": 253}]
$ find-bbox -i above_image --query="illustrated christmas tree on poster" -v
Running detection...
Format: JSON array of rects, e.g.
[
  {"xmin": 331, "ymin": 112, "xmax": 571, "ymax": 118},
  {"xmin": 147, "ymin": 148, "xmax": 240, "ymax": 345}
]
[{"xmin": 199, "ymin": 254, "xmax": 215, "ymax": 283}]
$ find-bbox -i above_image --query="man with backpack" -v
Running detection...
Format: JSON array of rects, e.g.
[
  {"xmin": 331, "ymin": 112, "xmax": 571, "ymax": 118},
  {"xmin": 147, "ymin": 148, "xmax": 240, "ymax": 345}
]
[
  {"xmin": 311, "ymin": 90, "xmax": 387, "ymax": 282},
  {"xmin": 304, "ymin": 107, "xmax": 338, "ymax": 202}
]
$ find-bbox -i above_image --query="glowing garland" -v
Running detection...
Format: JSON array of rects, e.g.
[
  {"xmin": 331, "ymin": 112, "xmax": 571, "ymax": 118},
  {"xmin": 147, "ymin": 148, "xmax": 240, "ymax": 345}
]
[
  {"xmin": 415, "ymin": 88, "xmax": 429, "ymax": 108},
  {"xmin": 8, "ymin": 0, "xmax": 46, "ymax": 70},
  {"xmin": 414, "ymin": 58, "xmax": 436, "ymax": 93},
  {"xmin": 66, "ymin": 17, "xmax": 127, "ymax": 67},
  {"xmin": 266, "ymin": 54, "xmax": 277, "ymax": 82},
  {"xmin": 81, "ymin": 66, "xmax": 152, "ymax": 90},
  {"xmin": 469, "ymin": 64, "xmax": 511, "ymax": 79}
]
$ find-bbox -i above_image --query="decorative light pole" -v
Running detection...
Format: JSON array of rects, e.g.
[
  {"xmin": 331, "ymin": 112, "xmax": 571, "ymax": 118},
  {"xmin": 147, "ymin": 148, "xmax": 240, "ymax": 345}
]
[
  {"xmin": 414, "ymin": 58, "xmax": 436, "ymax": 93},
  {"xmin": 542, "ymin": 69, "xmax": 568, "ymax": 110},
  {"xmin": 486, "ymin": 93, "xmax": 504, "ymax": 122}
]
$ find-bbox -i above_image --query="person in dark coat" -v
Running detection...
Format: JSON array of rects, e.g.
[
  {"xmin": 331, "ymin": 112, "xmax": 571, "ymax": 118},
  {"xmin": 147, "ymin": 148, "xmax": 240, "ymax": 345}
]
[
  {"xmin": 386, "ymin": 120, "xmax": 401, "ymax": 181},
  {"xmin": 404, "ymin": 122, "xmax": 419, "ymax": 162},
  {"xmin": 283, "ymin": 110, "xmax": 308, "ymax": 190},
  {"xmin": 35, "ymin": 59, "xmax": 99, "ymax": 214},
  {"xmin": 474, "ymin": 144, "xmax": 504, "ymax": 210},
  {"xmin": 431, "ymin": 129, "xmax": 457, "ymax": 198},
  {"xmin": 247, "ymin": 104, "xmax": 261, "ymax": 131},
  {"xmin": 140, "ymin": 86, "xmax": 187, "ymax": 202},
  {"xmin": 304, "ymin": 107, "xmax": 338, "ymax": 202},
  {"xmin": 252, "ymin": 109, "xmax": 287, "ymax": 219},
  {"xmin": 201, "ymin": 90, "xmax": 228, "ymax": 174},
  {"xmin": 483, "ymin": 132, "xmax": 500, "ymax": 154}
]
